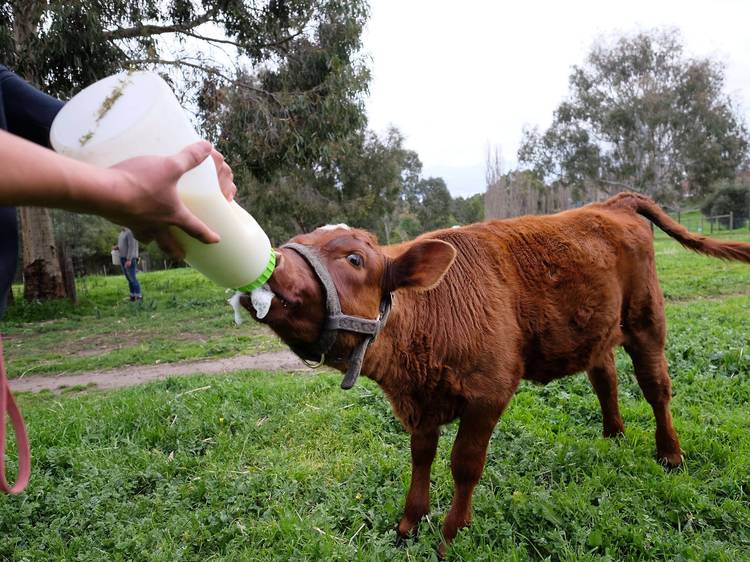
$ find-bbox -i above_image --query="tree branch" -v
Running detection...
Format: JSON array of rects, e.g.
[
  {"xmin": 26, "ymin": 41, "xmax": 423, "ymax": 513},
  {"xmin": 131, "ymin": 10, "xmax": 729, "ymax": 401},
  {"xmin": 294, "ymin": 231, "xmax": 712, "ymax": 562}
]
[
  {"xmin": 102, "ymin": 10, "xmax": 216, "ymax": 41},
  {"xmin": 103, "ymin": 9, "xmax": 309, "ymax": 53},
  {"xmin": 174, "ymin": 27, "xmax": 308, "ymax": 51},
  {"xmin": 125, "ymin": 57, "xmax": 282, "ymax": 102},
  {"xmin": 127, "ymin": 57, "xmax": 326, "ymax": 101}
]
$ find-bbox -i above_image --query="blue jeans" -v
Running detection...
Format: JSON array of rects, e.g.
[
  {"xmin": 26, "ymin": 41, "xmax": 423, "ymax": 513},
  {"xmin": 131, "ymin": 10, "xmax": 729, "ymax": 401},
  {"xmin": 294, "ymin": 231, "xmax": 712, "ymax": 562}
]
[{"xmin": 120, "ymin": 257, "xmax": 141, "ymax": 297}]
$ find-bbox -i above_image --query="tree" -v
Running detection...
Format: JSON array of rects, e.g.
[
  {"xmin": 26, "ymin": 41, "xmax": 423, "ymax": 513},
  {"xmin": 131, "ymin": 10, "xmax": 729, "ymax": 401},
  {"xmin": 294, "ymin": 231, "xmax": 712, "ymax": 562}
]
[
  {"xmin": 451, "ymin": 194, "xmax": 484, "ymax": 225},
  {"xmin": 701, "ymin": 177, "xmax": 750, "ymax": 226},
  {"xmin": 0, "ymin": 0, "xmax": 369, "ymax": 299},
  {"xmin": 411, "ymin": 177, "xmax": 455, "ymax": 231},
  {"xmin": 518, "ymin": 29, "xmax": 749, "ymax": 204},
  {"xmin": 244, "ymin": 126, "xmax": 422, "ymax": 245}
]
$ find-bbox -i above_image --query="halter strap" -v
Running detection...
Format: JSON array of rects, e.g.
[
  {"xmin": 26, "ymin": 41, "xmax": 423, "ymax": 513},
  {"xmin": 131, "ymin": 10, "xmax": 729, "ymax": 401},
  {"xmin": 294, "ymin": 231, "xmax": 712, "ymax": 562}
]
[{"xmin": 281, "ymin": 242, "xmax": 392, "ymax": 389}]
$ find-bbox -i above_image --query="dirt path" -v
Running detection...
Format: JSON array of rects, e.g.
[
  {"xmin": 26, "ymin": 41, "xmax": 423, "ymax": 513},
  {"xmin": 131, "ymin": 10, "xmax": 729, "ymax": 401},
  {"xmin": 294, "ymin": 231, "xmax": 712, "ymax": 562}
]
[{"xmin": 9, "ymin": 350, "xmax": 309, "ymax": 393}]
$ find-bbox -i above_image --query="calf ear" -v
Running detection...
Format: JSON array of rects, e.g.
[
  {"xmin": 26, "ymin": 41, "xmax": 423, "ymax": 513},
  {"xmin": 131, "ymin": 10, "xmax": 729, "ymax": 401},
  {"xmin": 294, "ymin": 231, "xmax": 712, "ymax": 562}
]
[{"xmin": 386, "ymin": 239, "xmax": 457, "ymax": 292}]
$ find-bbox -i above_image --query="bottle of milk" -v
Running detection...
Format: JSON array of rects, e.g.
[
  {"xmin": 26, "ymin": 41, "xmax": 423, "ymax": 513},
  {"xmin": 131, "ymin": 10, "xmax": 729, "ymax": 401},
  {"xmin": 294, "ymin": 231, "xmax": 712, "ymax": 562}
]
[{"xmin": 50, "ymin": 70, "xmax": 275, "ymax": 292}]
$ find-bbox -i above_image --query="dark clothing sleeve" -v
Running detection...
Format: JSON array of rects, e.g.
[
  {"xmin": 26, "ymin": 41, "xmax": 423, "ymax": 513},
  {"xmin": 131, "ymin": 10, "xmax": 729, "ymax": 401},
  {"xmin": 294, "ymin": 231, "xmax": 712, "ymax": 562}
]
[
  {"xmin": 0, "ymin": 65, "xmax": 65, "ymax": 319},
  {"xmin": 0, "ymin": 65, "xmax": 64, "ymax": 147},
  {"xmin": 0, "ymin": 207, "xmax": 17, "ymax": 318}
]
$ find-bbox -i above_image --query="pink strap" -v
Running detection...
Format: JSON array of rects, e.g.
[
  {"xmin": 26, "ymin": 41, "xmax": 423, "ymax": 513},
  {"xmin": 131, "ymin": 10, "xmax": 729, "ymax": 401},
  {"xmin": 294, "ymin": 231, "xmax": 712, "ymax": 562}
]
[{"xmin": 0, "ymin": 335, "xmax": 30, "ymax": 494}]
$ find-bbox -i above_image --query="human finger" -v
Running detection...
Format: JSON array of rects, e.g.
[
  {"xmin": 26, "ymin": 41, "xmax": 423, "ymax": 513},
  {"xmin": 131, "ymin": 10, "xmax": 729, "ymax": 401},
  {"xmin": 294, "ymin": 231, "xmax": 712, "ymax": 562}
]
[
  {"xmin": 220, "ymin": 181, "xmax": 237, "ymax": 202},
  {"xmin": 172, "ymin": 206, "xmax": 220, "ymax": 244},
  {"xmin": 171, "ymin": 140, "xmax": 213, "ymax": 176},
  {"xmin": 210, "ymin": 148, "xmax": 225, "ymax": 170}
]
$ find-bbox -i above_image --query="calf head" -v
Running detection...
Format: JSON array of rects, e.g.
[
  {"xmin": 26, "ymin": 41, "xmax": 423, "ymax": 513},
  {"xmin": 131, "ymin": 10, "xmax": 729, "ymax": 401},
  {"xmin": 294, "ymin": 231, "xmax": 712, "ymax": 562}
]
[{"xmin": 240, "ymin": 225, "xmax": 456, "ymax": 383}]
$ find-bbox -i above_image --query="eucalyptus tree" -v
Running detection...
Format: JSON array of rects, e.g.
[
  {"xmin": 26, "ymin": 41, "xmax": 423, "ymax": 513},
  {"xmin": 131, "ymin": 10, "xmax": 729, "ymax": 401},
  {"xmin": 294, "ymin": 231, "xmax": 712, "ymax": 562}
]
[
  {"xmin": 1, "ymin": 0, "xmax": 369, "ymax": 299},
  {"xmin": 519, "ymin": 29, "xmax": 748, "ymax": 203}
]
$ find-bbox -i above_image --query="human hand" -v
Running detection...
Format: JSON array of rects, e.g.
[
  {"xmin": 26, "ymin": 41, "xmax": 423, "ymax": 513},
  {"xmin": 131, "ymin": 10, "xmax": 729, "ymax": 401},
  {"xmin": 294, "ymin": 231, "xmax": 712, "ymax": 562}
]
[
  {"xmin": 210, "ymin": 148, "xmax": 237, "ymax": 202},
  {"xmin": 102, "ymin": 141, "xmax": 221, "ymax": 257},
  {"xmin": 125, "ymin": 259, "xmax": 132, "ymax": 268}
]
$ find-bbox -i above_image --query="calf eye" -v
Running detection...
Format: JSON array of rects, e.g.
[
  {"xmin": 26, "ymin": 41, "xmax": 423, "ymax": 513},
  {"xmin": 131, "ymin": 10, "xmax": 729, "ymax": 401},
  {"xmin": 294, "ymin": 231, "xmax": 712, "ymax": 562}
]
[{"xmin": 346, "ymin": 254, "xmax": 364, "ymax": 268}]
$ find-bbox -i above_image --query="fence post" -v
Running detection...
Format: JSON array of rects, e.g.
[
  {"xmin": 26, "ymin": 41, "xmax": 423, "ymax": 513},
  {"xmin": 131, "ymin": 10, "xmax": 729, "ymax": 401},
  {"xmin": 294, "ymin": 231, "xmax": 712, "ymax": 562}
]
[{"xmin": 729, "ymin": 211, "xmax": 734, "ymax": 231}]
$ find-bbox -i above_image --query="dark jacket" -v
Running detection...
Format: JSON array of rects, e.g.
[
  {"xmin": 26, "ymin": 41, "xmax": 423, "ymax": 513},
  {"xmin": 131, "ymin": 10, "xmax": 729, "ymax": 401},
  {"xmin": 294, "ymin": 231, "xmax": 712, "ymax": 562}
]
[{"xmin": 0, "ymin": 65, "xmax": 64, "ymax": 318}]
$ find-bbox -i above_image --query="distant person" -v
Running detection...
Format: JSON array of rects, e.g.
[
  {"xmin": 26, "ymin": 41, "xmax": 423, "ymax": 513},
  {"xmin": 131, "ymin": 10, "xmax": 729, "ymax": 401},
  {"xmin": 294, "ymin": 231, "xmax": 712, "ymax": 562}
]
[{"xmin": 116, "ymin": 227, "xmax": 142, "ymax": 301}]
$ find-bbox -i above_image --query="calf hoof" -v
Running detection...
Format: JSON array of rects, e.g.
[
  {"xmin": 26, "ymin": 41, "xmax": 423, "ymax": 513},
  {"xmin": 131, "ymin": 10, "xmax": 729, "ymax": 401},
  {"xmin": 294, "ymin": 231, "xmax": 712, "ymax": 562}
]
[
  {"xmin": 603, "ymin": 427, "xmax": 625, "ymax": 439},
  {"xmin": 394, "ymin": 521, "xmax": 418, "ymax": 547},
  {"xmin": 394, "ymin": 532, "xmax": 407, "ymax": 548},
  {"xmin": 657, "ymin": 451, "xmax": 683, "ymax": 470},
  {"xmin": 437, "ymin": 541, "xmax": 447, "ymax": 560}
]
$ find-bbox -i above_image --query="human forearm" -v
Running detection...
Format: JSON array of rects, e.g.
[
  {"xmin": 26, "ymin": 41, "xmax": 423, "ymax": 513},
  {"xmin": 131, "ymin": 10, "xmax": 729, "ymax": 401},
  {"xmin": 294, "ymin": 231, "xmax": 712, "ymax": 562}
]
[
  {"xmin": 0, "ymin": 130, "xmax": 222, "ymax": 256},
  {"xmin": 0, "ymin": 130, "xmax": 122, "ymax": 214}
]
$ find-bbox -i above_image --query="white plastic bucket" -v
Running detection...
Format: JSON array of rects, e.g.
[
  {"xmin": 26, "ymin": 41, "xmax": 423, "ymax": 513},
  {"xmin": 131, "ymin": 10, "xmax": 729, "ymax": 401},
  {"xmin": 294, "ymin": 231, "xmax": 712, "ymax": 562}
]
[
  {"xmin": 111, "ymin": 248, "xmax": 120, "ymax": 265},
  {"xmin": 50, "ymin": 71, "xmax": 274, "ymax": 291}
]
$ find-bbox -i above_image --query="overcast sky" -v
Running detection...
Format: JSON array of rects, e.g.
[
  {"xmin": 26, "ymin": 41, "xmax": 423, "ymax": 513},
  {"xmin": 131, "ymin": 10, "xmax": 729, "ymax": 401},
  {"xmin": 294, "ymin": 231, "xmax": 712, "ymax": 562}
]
[{"xmin": 361, "ymin": 0, "xmax": 750, "ymax": 197}]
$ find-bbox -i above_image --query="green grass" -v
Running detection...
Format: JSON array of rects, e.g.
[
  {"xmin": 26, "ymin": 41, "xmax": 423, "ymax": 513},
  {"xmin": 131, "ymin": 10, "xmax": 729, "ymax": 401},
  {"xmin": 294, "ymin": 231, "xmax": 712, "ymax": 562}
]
[
  {"xmin": 3, "ymin": 232, "xmax": 750, "ymax": 378},
  {"xmin": 2, "ymin": 269, "xmax": 283, "ymax": 378},
  {"xmin": 0, "ymin": 230, "xmax": 748, "ymax": 560},
  {"xmin": 655, "ymin": 236, "xmax": 750, "ymax": 301},
  {"xmin": 2, "ymin": 313, "xmax": 749, "ymax": 562}
]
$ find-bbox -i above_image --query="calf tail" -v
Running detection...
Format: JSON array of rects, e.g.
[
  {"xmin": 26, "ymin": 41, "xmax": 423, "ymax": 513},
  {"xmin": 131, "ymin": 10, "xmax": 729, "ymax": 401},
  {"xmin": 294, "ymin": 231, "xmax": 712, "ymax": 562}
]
[{"xmin": 605, "ymin": 191, "xmax": 750, "ymax": 263}]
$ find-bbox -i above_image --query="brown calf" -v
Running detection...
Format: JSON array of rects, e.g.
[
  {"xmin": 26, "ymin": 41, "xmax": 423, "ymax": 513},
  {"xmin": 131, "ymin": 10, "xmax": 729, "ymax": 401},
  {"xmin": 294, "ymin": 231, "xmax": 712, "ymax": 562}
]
[{"xmin": 241, "ymin": 192, "xmax": 750, "ymax": 554}]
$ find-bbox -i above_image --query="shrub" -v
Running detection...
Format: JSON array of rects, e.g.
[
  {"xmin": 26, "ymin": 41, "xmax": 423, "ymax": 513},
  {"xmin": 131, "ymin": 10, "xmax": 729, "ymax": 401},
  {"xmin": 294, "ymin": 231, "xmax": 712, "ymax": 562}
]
[{"xmin": 701, "ymin": 179, "xmax": 750, "ymax": 227}]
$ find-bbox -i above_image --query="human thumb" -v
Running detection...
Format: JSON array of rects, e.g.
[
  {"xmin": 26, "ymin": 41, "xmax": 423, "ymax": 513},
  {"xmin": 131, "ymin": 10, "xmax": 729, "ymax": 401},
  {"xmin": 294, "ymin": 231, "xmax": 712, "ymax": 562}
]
[{"xmin": 171, "ymin": 140, "xmax": 213, "ymax": 175}]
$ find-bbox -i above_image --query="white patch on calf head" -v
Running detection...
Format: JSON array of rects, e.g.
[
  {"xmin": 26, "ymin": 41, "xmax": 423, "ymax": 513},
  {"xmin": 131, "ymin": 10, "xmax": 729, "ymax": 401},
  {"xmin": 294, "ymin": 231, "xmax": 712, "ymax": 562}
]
[
  {"xmin": 228, "ymin": 291, "xmax": 244, "ymax": 325},
  {"xmin": 317, "ymin": 223, "xmax": 350, "ymax": 232}
]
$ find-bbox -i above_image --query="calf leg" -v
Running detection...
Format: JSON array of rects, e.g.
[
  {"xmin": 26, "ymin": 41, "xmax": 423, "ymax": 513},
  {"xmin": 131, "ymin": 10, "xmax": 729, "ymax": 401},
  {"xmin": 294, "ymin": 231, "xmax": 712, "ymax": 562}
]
[
  {"xmin": 439, "ymin": 404, "xmax": 502, "ymax": 556},
  {"xmin": 587, "ymin": 351, "xmax": 625, "ymax": 437},
  {"xmin": 397, "ymin": 426, "xmax": 440, "ymax": 539},
  {"xmin": 626, "ymin": 345, "xmax": 682, "ymax": 468}
]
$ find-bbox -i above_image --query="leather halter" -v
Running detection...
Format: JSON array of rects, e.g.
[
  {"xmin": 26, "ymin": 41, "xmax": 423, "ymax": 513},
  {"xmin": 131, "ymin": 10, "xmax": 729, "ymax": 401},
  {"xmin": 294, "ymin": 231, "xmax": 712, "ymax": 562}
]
[{"xmin": 281, "ymin": 242, "xmax": 392, "ymax": 389}]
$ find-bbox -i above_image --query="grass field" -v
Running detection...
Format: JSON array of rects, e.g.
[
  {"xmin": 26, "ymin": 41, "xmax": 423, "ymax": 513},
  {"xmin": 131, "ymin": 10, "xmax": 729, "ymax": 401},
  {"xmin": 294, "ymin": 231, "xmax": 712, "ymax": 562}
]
[
  {"xmin": 2, "ymin": 270, "xmax": 284, "ymax": 378},
  {"xmin": 1, "ymin": 231, "xmax": 749, "ymax": 560}
]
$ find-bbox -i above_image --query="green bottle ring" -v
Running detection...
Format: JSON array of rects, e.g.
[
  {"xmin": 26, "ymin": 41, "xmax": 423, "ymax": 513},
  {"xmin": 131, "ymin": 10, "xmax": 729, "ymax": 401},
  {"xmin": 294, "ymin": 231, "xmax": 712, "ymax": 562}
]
[{"xmin": 236, "ymin": 250, "xmax": 276, "ymax": 292}]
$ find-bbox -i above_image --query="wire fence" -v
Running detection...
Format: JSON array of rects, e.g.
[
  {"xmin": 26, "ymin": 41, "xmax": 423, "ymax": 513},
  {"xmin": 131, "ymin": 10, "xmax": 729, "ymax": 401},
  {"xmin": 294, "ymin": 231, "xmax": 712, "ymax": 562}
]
[{"xmin": 653, "ymin": 210, "xmax": 750, "ymax": 239}]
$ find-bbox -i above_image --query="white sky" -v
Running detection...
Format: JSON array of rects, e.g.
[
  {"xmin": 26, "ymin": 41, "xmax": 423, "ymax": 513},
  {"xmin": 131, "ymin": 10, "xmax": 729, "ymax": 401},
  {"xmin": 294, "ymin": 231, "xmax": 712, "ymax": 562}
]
[{"xmin": 362, "ymin": 0, "xmax": 750, "ymax": 197}]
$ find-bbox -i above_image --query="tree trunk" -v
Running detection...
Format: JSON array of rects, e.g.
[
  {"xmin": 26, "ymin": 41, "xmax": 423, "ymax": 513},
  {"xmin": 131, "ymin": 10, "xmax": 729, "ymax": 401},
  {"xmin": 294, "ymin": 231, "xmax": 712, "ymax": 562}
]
[
  {"xmin": 19, "ymin": 207, "xmax": 66, "ymax": 301},
  {"xmin": 58, "ymin": 243, "xmax": 78, "ymax": 304},
  {"xmin": 12, "ymin": 0, "xmax": 68, "ymax": 301}
]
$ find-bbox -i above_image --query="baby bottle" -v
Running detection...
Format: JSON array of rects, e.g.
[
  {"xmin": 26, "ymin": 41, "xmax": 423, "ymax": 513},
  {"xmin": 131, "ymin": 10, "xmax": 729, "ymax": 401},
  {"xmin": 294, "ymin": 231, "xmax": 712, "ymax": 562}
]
[{"xmin": 50, "ymin": 70, "xmax": 275, "ymax": 292}]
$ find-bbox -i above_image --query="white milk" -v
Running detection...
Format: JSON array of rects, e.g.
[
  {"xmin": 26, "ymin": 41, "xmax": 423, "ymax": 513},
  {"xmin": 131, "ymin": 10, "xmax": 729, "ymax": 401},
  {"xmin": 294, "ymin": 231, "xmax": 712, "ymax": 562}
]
[{"xmin": 50, "ymin": 71, "xmax": 274, "ymax": 291}]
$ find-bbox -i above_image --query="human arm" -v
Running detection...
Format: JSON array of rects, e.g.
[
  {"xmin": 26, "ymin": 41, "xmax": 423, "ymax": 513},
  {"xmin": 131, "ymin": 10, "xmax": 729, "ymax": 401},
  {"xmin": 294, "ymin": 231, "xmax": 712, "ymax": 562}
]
[{"xmin": 0, "ymin": 129, "xmax": 221, "ymax": 256}]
